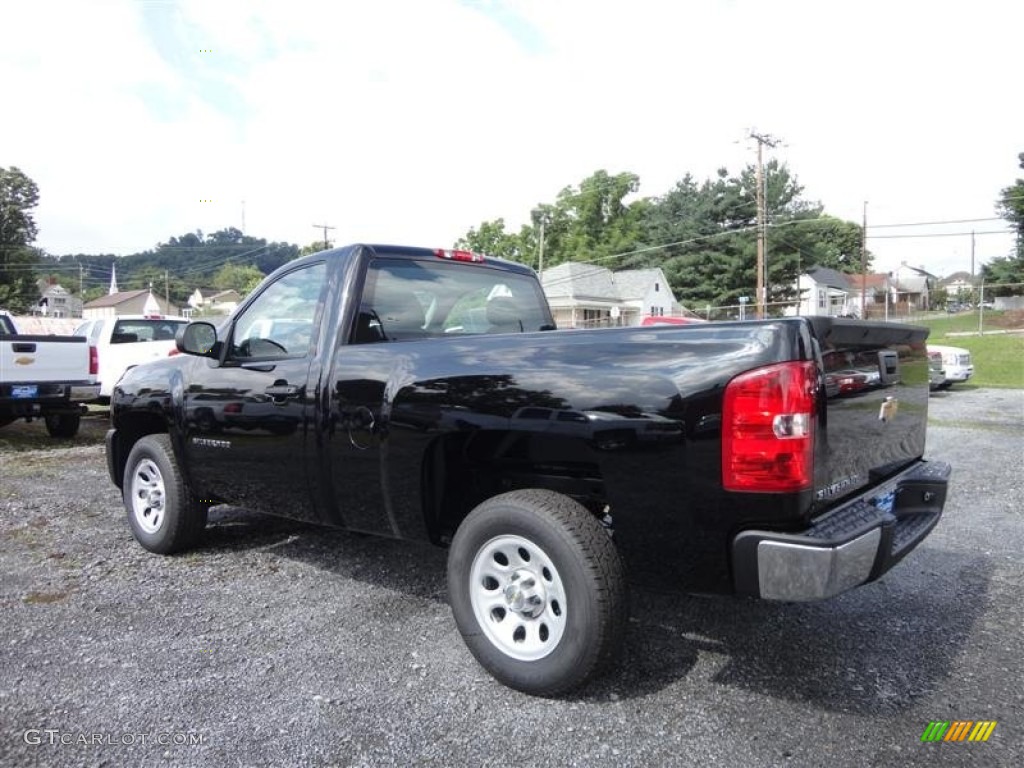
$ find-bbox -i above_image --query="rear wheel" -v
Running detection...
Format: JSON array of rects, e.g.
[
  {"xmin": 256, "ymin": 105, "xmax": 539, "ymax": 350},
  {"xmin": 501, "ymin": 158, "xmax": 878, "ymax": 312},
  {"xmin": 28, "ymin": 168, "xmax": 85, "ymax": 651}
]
[
  {"xmin": 123, "ymin": 434, "xmax": 207, "ymax": 554},
  {"xmin": 447, "ymin": 489, "xmax": 627, "ymax": 696},
  {"xmin": 44, "ymin": 412, "xmax": 80, "ymax": 438}
]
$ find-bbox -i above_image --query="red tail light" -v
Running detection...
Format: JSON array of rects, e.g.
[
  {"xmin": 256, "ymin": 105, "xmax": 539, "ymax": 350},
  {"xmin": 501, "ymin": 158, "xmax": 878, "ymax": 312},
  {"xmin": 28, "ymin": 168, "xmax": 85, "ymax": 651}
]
[
  {"xmin": 435, "ymin": 248, "xmax": 484, "ymax": 263},
  {"xmin": 88, "ymin": 345, "xmax": 98, "ymax": 376},
  {"xmin": 722, "ymin": 361, "xmax": 817, "ymax": 493},
  {"xmin": 168, "ymin": 348, "xmax": 179, "ymax": 356}
]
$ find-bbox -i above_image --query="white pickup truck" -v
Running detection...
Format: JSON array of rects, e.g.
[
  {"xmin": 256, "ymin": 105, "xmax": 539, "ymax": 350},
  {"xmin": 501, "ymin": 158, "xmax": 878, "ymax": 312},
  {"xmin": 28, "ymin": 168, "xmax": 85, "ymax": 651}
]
[
  {"xmin": 73, "ymin": 315, "xmax": 189, "ymax": 402},
  {"xmin": 0, "ymin": 311, "xmax": 100, "ymax": 437}
]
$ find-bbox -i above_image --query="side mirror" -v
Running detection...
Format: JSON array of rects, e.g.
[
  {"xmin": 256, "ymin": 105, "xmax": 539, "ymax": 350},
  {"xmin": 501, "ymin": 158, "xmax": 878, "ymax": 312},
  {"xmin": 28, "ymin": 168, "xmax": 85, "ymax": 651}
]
[{"xmin": 176, "ymin": 322, "xmax": 219, "ymax": 357}]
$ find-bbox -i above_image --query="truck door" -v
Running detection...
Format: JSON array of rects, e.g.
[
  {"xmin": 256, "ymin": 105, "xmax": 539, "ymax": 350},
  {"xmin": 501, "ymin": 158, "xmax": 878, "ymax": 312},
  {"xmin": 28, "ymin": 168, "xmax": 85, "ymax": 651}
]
[{"xmin": 183, "ymin": 262, "xmax": 327, "ymax": 521}]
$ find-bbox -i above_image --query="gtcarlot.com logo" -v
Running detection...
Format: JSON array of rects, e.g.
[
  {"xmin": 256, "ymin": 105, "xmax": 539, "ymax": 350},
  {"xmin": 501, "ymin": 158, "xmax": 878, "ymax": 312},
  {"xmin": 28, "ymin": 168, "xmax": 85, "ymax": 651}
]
[
  {"xmin": 24, "ymin": 730, "xmax": 206, "ymax": 747},
  {"xmin": 921, "ymin": 721, "xmax": 997, "ymax": 743}
]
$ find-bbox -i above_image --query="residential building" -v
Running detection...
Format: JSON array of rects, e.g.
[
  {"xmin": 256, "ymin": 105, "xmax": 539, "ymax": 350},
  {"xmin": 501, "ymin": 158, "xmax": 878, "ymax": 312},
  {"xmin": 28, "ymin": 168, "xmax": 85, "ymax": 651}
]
[
  {"xmin": 890, "ymin": 263, "xmax": 937, "ymax": 311},
  {"xmin": 939, "ymin": 271, "xmax": 975, "ymax": 302},
  {"xmin": 34, "ymin": 279, "xmax": 83, "ymax": 318},
  {"xmin": 787, "ymin": 267, "xmax": 854, "ymax": 317},
  {"xmin": 540, "ymin": 263, "xmax": 686, "ymax": 328},
  {"xmin": 846, "ymin": 273, "xmax": 893, "ymax": 318},
  {"xmin": 187, "ymin": 287, "xmax": 242, "ymax": 316},
  {"xmin": 82, "ymin": 290, "xmax": 181, "ymax": 319}
]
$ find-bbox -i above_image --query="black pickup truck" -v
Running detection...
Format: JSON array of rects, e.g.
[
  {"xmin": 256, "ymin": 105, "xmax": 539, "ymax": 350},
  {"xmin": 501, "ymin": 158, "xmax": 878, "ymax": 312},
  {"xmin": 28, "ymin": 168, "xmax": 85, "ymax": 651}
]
[{"xmin": 105, "ymin": 244, "xmax": 950, "ymax": 695}]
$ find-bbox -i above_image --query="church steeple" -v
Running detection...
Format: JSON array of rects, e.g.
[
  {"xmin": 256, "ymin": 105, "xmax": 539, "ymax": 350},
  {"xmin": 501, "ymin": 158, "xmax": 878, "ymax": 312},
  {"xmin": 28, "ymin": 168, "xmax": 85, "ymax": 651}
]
[{"xmin": 109, "ymin": 264, "xmax": 119, "ymax": 295}]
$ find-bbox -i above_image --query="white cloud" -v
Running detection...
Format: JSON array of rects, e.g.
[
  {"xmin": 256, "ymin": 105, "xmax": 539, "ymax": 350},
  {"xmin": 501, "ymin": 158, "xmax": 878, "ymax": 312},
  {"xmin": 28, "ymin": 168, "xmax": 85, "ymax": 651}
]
[{"xmin": 2, "ymin": 0, "xmax": 1019, "ymax": 279}]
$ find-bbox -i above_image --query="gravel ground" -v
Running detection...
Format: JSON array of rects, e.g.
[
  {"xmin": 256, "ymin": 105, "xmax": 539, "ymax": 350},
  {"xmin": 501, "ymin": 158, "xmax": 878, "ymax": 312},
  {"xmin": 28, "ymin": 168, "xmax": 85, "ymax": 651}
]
[{"xmin": 1, "ymin": 388, "xmax": 1022, "ymax": 767}]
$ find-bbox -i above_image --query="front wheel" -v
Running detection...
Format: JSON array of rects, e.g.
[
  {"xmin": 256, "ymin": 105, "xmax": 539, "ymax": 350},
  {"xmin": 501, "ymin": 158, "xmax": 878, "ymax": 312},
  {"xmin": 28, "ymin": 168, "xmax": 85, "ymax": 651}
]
[
  {"xmin": 447, "ymin": 489, "xmax": 627, "ymax": 696},
  {"xmin": 123, "ymin": 434, "xmax": 207, "ymax": 554}
]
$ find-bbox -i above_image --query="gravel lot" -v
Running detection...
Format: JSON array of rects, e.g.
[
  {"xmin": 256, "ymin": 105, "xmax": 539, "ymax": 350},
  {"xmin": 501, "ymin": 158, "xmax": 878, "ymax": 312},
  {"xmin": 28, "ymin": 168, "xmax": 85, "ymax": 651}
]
[{"xmin": 1, "ymin": 388, "xmax": 1022, "ymax": 767}]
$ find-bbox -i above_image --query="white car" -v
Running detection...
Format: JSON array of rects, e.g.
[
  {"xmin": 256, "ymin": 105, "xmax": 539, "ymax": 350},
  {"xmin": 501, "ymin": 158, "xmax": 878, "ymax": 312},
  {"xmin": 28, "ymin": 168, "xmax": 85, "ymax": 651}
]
[
  {"xmin": 927, "ymin": 344, "xmax": 974, "ymax": 390},
  {"xmin": 74, "ymin": 315, "xmax": 189, "ymax": 402}
]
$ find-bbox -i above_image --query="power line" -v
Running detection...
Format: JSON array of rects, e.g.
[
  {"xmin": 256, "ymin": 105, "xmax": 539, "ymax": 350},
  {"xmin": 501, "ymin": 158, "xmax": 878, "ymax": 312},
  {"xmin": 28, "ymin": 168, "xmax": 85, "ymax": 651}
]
[
  {"xmin": 867, "ymin": 216, "xmax": 1004, "ymax": 229},
  {"xmin": 867, "ymin": 229, "xmax": 1011, "ymax": 240}
]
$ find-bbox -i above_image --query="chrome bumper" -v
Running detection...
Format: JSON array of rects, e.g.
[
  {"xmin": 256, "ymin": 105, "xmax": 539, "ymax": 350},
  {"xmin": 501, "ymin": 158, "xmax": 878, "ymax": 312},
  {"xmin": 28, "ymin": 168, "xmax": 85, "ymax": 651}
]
[{"xmin": 732, "ymin": 460, "xmax": 951, "ymax": 601}]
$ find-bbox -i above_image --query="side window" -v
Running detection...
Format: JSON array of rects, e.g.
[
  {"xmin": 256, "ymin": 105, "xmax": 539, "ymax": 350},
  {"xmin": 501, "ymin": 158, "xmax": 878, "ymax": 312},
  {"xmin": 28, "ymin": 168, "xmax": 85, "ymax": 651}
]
[{"xmin": 231, "ymin": 263, "xmax": 326, "ymax": 359}]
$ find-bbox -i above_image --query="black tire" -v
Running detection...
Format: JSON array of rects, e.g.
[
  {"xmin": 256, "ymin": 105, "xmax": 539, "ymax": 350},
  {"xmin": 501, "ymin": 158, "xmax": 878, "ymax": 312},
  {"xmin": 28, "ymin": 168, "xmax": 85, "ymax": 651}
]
[
  {"xmin": 937, "ymin": 380, "xmax": 953, "ymax": 391},
  {"xmin": 44, "ymin": 412, "xmax": 80, "ymax": 438},
  {"xmin": 123, "ymin": 434, "xmax": 207, "ymax": 554},
  {"xmin": 447, "ymin": 489, "xmax": 627, "ymax": 696}
]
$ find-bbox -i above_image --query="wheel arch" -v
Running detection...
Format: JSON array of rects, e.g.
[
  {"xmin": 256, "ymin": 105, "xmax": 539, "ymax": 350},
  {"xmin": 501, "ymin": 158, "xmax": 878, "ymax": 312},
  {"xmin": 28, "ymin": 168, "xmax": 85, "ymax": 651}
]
[
  {"xmin": 421, "ymin": 429, "xmax": 609, "ymax": 547},
  {"xmin": 109, "ymin": 411, "xmax": 171, "ymax": 490}
]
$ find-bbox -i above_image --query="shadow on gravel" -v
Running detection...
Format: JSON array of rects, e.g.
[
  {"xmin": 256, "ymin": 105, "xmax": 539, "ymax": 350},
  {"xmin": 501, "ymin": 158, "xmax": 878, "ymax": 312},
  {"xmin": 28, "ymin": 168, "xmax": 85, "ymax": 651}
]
[
  {"xmin": 200, "ymin": 506, "xmax": 449, "ymax": 603},
  {"xmin": 584, "ymin": 548, "xmax": 993, "ymax": 712},
  {"xmin": 192, "ymin": 508, "xmax": 991, "ymax": 712}
]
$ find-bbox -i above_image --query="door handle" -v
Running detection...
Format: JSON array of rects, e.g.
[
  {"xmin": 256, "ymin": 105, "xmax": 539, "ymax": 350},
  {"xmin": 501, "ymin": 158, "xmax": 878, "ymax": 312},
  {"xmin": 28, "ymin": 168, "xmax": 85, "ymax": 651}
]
[{"xmin": 265, "ymin": 383, "xmax": 299, "ymax": 399}]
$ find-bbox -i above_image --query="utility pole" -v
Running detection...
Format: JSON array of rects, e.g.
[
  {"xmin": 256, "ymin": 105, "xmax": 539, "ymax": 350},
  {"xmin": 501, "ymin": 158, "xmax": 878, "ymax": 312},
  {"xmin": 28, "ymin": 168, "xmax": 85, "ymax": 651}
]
[
  {"xmin": 970, "ymin": 230, "xmax": 975, "ymax": 277},
  {"xmin": 749, "ymin": 131, "xmax": 779, "ymax": 319},
  {"xmin": 79, "ymin": 262, "xmax": 83, "ymax": 295},
  {"xmin": 861, "ymin": 201, "xmax": 868, "ymax": 318},
  {"xmin": 538, "ymin": 219, "xmax": 545, "ymax": 275},
  {"xmin": 164, "ymin": 270, "xmax": 170, "ymax": 309},
  {"xmin": 313, "ymin": 223, "xmax": 336, "ymax": 250}
]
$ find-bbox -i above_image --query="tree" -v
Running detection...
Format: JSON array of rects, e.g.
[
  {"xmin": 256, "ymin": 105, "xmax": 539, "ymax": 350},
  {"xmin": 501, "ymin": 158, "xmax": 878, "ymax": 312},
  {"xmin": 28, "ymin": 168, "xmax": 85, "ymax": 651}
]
[
  {"xmin": 997, "ymin": 152, "xmax": 1024, "ymax": 258},
  {"xmin": 211, "ymin": 263, "xmax": 264, "ymax": 296},
  {"xmin": 0, "ymin": 167, "xmax": 41, "ymax": 311},
  {"xmin": 984, "ymin": 152, "xmax": 1024, "ymax": 295},
  {"xmin": 299, "ymin": 240, "xmax": 332, "ymax": 257},
  {"xmin": 455, "ymin": 219, "xmax": 528, "ymax": 263}
]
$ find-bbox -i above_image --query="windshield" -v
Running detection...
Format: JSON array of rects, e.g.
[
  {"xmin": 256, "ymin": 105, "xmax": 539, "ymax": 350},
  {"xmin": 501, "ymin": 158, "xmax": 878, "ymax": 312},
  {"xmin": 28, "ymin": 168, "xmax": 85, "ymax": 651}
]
[{"xmin": 111, "ymin": 318, "xmax": 188, "ymax": 343}]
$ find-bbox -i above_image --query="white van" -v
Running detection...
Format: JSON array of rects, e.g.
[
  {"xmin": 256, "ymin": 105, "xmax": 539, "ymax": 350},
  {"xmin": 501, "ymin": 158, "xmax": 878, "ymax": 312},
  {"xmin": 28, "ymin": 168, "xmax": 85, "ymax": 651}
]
[{"xmin": 927, "ymin": 344, "xmax": 974, "ymax": 389}]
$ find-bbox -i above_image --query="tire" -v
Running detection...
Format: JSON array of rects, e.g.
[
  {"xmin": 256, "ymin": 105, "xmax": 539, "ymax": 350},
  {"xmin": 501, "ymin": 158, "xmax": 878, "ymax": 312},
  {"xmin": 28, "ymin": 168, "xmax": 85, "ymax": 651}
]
[
  {"xmin": 123, "ymin": 434, "xmax": 207, "ymax": 554},
  {"xmin": 937, "ymin": 380, "xmax": 953, "ymax": 391},
  {"xmin": 44, "ymin": 412, "xmax": 80, "ymax": 438},
  {"xmin": 447, "ymin": 489, "xmax": 627, "ymax": 696}
]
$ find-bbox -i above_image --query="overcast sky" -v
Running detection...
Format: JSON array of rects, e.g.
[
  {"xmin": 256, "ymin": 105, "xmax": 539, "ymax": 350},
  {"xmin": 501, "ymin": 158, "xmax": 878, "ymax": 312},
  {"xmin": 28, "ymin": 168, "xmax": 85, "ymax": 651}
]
[{"xmin": 2, "ymin": 0, "xmax": 1020, "ymax": 281}]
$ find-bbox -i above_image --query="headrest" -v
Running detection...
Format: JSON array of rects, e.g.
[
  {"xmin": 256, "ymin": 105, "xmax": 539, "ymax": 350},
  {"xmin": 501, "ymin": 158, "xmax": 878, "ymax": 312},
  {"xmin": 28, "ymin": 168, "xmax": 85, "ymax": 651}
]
[{"xmin": 486, "ymin": 296, "xmax": 522, "ymax": 326}]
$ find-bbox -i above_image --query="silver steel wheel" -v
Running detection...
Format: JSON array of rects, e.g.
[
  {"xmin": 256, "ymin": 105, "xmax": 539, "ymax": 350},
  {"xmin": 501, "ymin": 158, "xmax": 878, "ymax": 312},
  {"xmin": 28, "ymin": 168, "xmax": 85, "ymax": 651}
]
[
  {"xmin": 469, "ymin": 534, "xmax": 567, "ymax": 661},
  {"xmin": 130, "ymin": 458, "xmax": 166, "ymax": 535}
]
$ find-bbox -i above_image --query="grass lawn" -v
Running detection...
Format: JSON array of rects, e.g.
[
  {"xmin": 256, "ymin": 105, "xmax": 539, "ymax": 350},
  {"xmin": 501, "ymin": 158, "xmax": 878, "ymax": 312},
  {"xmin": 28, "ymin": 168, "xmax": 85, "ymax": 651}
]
[{"xmin": 914, "ymin": 310, "xmax": 1024, "ymax": 389}]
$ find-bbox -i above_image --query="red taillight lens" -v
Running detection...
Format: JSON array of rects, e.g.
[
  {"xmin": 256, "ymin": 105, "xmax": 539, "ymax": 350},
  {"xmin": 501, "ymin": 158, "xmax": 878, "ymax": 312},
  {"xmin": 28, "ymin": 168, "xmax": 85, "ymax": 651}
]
[
  {"xmin": 89, "ymin": 345, "xmax": 98, "ymax": 376},
  {"xmin": 168, "ymin": 348, "xmax": 179, "ymax": 356},
  {"xmin": 722, "ymin": 361, "xmax": 817, "ymax": 493},
  {"xmin": 434, "ymin": 248, "xmax": 484, "ymax": 263}
]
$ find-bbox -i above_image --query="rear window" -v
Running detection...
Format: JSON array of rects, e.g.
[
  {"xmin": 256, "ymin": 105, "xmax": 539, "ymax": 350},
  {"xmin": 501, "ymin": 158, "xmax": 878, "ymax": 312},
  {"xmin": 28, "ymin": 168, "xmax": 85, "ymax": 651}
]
[
  {"xmin": 111, "ymin": 319, "xmax": 187, "ymax": 344},
  {"xmin": 351, "ymin": 258, "xmax": 551, "ymax": 344}
]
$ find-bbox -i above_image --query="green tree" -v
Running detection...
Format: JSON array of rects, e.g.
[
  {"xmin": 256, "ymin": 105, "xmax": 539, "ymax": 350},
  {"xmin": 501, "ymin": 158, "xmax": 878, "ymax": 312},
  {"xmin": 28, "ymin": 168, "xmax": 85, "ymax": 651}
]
[
  {"xmin": 455, "ymin": 218, "xmax": 528, "ymax": 263},
  {"xmin": 299, "ymin": 240, "xmax": 332, "ymax": 257},
  {"xmin": 997, "ymin": 152, "xmax": 1024, "ymax": 258},
  {"xmin": 636, "ymin": 162, "xmax": 866, "ymax": 310},
  {"xmin": 0, "ymin": 167, "xmax": 42, "ymax": 311},
  {"xmin": 983, "ymin": 153, "xmax": 1024, "ymax": 294},
  {"xmin": 211, "ymin": 263, "xmax": 264, "ymax": 296}
]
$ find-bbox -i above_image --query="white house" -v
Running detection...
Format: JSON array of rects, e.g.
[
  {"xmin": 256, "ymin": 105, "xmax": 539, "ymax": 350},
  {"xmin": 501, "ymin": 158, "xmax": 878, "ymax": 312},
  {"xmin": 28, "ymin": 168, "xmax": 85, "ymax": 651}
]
[
  {"xmin": 540, "ymin": 263, "xmax": 684, "ymax": 328},
  {"xmin": 83, "ymin": 290, "xmax": 181, "ymax": 319},
  {"xmin": 187, "ymin": 287, "xmax": 242, "ymax": 316},
  {"xmin": 787, "ymin": 267, "xmax": 853, "ymax": 317}
]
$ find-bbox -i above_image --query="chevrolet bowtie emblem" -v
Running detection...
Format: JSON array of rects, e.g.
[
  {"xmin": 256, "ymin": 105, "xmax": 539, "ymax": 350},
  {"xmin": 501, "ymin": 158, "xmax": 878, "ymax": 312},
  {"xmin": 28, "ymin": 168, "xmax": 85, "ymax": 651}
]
[{"xmin": 14, "ymin": 356, "xmax": 34, "ymax": 366}]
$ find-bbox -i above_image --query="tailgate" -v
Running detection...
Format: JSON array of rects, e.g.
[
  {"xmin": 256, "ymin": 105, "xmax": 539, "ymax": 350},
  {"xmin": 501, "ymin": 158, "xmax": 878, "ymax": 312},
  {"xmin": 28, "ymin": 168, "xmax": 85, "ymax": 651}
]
[
  {"xmin": 809, "ymin": 318, "xmax": 931, "ymax": 509},
  {"xmin": 0, "ymin": 335, "xmax": 90, "ymax": 385}
]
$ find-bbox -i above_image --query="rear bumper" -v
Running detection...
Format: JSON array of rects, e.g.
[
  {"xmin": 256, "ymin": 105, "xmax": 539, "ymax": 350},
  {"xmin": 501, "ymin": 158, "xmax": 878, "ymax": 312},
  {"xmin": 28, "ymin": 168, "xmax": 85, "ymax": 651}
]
[{"xmin": 732, "ymin": 460, "xmax": 951, "ymax": 601}]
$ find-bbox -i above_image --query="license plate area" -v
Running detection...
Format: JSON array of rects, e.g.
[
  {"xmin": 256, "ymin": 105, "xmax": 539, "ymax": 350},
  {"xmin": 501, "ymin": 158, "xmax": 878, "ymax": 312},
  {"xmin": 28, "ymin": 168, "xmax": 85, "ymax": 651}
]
[{"xmin": 11, "ymin": 385, "xmax": 38, "ymax": 399}]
